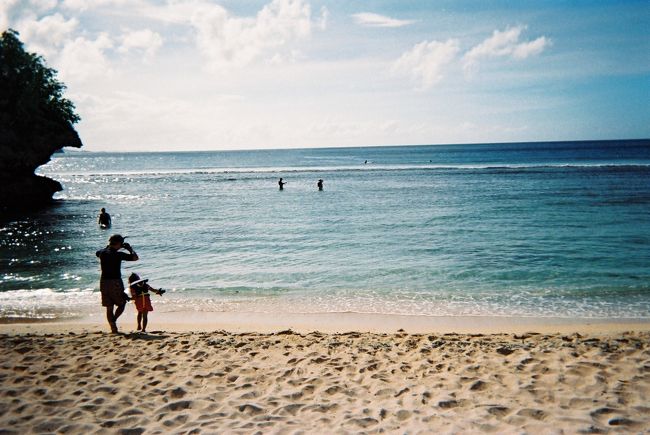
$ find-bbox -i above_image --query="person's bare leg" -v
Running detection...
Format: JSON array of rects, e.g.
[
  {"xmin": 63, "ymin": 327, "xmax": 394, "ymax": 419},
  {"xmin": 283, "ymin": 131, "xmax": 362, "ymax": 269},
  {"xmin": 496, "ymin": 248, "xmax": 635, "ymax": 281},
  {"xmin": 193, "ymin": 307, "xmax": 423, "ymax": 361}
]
[
  {"xmin": 108, "ymin": 302, "xmax": 126, "ymax": 333},
  {"xmin": 114, "ymin": 303, "xmax": 126, "ymax": 321},
  {"xmin": 105, "ymin": 306, "xmax": 117, "ymax": 333},
  {"xmin": 137, "ymin": 312, "xmax": 143, "ymax": 331},
  {"xmin": 142, "ymin": 312, "xmax": 148, "ymax": 332},
  {"xmin": 105, "ymin": 306, "xmax": 114, "ymax": 324}
]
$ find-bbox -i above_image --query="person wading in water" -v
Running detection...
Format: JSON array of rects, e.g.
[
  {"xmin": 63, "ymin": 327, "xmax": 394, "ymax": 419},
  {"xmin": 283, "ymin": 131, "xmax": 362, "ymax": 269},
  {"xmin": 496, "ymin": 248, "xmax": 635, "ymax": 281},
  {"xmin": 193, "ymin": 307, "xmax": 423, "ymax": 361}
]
[
  {"xmin": 96, "ymin": 234, "xmax": 138, "ymax": 333},
  {"xmin": 98, "ymin": 208, "xmax": 111, "ymax": 228}
]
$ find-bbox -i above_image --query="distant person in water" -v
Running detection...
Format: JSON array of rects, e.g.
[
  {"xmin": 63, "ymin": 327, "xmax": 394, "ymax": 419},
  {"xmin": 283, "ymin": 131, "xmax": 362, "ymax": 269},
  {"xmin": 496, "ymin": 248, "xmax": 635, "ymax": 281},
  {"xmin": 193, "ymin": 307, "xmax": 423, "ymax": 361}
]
[
  {"xmin": 96, "ymin": 234, "xmax": 138, "ymax": 333},
  {"xmin": 128, "ymin": 273, "xmax": 165, "ymax": 333},
  {"xmin": 317, "ymin": 179, "xmax": 323, "ymax": 191},
  {"xmin": 278, "ymin": 178, "xmax": 287, "ymax": 190},
  {"xmin": 98, "ymin": 208, "xmax": 111, "ymax": 228}
]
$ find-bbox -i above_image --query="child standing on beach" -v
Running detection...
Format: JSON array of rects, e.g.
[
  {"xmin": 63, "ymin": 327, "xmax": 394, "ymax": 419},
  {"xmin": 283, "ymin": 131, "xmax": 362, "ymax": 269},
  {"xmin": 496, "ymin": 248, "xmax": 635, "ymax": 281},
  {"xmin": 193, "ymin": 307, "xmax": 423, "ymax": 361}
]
[{"xmin": 128, "ymin": 273, "xmax": 165, "ymax": 332}]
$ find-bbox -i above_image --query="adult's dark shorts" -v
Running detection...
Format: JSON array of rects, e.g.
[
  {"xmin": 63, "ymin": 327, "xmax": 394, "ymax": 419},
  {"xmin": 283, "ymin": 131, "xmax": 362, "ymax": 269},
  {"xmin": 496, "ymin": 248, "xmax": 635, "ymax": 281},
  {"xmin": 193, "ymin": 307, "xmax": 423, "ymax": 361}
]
[{"xmin": 100, "ymin": 279, "xmax": 128, "ymax": 307}]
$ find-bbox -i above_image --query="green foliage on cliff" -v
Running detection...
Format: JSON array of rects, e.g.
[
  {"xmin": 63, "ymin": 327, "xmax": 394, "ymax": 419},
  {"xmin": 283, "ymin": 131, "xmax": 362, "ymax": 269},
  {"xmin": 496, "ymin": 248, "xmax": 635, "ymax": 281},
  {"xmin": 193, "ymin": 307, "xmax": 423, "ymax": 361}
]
[{"xmin": 0, "ymin": 28, "xmax": 80, "ymax": 133}]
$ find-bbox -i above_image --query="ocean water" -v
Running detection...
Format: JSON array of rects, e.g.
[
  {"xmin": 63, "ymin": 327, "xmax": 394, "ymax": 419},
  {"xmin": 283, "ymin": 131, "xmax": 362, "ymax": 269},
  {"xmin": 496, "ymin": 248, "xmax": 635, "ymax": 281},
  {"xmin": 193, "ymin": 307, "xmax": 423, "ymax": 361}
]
[{"xmin": 1, "ymin": 140, "xmax": 650, "ymax": 320}]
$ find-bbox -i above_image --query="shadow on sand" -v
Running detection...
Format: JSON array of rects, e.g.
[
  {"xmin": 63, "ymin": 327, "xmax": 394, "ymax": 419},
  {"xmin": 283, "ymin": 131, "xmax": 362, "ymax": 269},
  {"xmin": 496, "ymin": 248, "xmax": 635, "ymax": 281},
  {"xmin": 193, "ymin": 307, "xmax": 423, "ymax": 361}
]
[{"xmin": 124, "ymin": 331, "xmax": 168, "ymax": 341}]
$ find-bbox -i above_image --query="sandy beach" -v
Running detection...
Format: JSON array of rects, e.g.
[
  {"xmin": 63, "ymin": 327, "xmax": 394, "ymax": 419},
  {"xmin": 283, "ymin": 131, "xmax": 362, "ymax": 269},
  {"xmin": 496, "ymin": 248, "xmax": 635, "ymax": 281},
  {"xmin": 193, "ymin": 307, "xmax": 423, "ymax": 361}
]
[{"xmin": 1, "ymin": 315, "xmax": 649, "ymax": 434}]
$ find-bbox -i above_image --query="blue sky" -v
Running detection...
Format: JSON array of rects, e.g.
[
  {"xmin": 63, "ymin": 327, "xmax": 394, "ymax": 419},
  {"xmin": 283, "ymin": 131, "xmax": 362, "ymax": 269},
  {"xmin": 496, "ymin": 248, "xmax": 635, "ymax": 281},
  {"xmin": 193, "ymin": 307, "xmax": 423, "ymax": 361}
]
[{"xmin": 2, "ymin": 0, "xmax": 648, "ymax": 151}]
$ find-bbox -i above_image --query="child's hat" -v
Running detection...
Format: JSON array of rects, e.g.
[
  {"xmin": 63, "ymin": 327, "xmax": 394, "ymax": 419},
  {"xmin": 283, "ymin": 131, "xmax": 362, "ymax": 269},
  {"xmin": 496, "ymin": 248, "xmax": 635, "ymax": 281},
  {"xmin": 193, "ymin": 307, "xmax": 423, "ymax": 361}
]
[{"xmin": 128, "ymin": 272, "xmax": 148, "ymax": 286}]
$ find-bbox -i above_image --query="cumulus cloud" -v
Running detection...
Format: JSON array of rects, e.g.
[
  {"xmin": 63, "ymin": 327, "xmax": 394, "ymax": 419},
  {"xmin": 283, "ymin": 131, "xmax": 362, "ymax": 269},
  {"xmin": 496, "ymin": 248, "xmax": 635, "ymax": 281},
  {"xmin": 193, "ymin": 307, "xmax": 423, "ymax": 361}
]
[
  {"xmin": 462, "ymin": 26, "xmax": 549, "ymax": 72},
  {"xmin": 190, "ymin": 0, "xmax": 317, "ymax": 70},
  {"xmin": 1, "ymin": 0, "xmax": 56, "ymax": 21},
  {"xmin": 118, "ymin": 28, "xmax": 163, "ymax": 58},
  {"xmin": 2, "ymin": 4, "xmax": 116, "ymax": 83},
  {"xmin": 392, "ymin": 39, "xmax": 460, "ymax": 89},
  {"xmin": 3, "ymin": 0, "xmax": 328, "ymax": 85},
  {"xmin": 57, "ymin": 33, "xmax": 114, "ymax": 82},
  {"xmin": 139, "ymin": 0, "xmax": 322, "ymax": 70},
  {"xmin": 394, "ymin": 25, "xmax": 550, "ymax": 88},
  {"xmin": 352, "ymin": 12, "xmax": 415, "ymax": 28},
  {"xmin": 16, "ymin": 13, "xmax": 78, "ymax": 56}
]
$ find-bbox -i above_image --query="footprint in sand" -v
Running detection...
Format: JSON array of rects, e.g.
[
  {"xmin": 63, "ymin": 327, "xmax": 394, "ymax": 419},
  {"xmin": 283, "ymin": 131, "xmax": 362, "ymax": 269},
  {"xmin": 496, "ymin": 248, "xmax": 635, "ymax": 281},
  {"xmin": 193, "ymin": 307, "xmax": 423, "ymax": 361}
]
[
  {"xmin": 516, "ymin": 408, "xmax": 546, "ymax": 420},
  {"xmin": 162, "ymin": 414, "xmax": 189, "ymax": 428},
  {"xmin": 157, "ymin": 400, "xmax": 192, "ymax": 415},
  {"xmin": 469, "ymin": 380, "xmax": 487, "ymax": 391},
  {"xmin": 117, "ymin": 428, "xmax": 145, "ymax": 435},
  {"xmin": 168, "ymin": 387, "xmax": 187, "ymax": 399},
  {"xmin": 14, "ymin": 346, "xmax": 33, "ymax": 355},
  {"xmin": 374, "ymin": 388, "xmax": 395, "ymax": 397},
  {"xmin": 278, "ymin": 403, "xmax": 303, "ymax": 415},
  {"xmin": 438, "ymin": 399, "xmax": 460, "ymax": 409},
  {"xmin": 239, "ymin": 391, "xmax": 257, "ymax": 400},
  {"xmin": 486, "ymin": 406, "xmax": 510, "ymax": 417},
  {"xmin": 237, "ymin": 403, "xmax": 264, "ymax": 415},
  {"xmin": 349, "ymin": 417, "xmax": 378, "ymax": 428},
  {"xmin": 118, "ymin": 408, "xmax": 145, "ymax": 418},
  {"xmin": 42, "ymin": 375, "xmax": 60, "ymax": 384},
  {"xmin": 608, "ymin": 417, "xmax": 640, "ymax": 428},
  {"xmin": 396, "ymin": 410, "xmax": 411, "ymax": 421},
  {"xmin": 589, "ymin": 407, "xmax": 618, "ymax": 418}
]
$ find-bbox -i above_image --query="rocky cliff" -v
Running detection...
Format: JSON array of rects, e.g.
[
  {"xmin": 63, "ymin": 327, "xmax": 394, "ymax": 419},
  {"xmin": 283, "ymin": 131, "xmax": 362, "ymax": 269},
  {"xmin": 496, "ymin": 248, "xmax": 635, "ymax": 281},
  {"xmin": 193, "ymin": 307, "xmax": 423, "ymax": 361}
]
[
  {"xmin": 0, "ymin": 29, "xmax": 83, "ymax": 211},
  {"xmin": 0, "ymin": 122, "xmax": 82, "ymax": 210}
]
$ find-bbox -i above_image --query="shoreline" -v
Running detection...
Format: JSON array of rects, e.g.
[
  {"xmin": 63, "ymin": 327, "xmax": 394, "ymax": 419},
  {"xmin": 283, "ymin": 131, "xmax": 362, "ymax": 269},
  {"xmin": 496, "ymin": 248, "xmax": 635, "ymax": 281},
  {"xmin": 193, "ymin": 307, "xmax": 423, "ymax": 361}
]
[{"xmin": 2, "ymin": 310, "xmax": 649, "ymax": 335}]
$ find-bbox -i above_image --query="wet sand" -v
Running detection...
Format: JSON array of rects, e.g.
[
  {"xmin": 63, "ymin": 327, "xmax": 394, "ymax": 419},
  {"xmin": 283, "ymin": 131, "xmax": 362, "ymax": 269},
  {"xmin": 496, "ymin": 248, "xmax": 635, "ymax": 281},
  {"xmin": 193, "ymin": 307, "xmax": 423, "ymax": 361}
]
[
  {"xmin": 1, "ymin": 316, "xmax": 649, "ymax": 433},
  {"xmin": 3, "ymin": 310, "xmax": 650, "ymax": 335}
]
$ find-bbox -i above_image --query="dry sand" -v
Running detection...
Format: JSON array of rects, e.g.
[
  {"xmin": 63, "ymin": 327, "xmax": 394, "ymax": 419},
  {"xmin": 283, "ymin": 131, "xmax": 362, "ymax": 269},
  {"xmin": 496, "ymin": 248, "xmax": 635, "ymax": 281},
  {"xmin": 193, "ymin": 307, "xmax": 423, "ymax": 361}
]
[{"xmin": 1, "ymin": 323, "xmax": 649, "ymax": 434}]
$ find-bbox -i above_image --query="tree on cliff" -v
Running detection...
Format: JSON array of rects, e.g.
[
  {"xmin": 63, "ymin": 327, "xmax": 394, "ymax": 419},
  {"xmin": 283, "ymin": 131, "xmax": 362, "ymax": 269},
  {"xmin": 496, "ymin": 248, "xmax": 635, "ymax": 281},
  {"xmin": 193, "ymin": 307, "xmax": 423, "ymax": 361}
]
[{"xmin": 0, "ymin": 29, "xmax": 83, "ymax": 210}]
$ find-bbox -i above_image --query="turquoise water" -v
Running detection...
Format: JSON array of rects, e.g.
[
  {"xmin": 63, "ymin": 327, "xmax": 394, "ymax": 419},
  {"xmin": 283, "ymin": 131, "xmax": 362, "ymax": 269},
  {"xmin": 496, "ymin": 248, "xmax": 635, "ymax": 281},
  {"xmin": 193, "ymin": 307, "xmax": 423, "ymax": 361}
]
[{"xmin": 1, "ymin": 140, "xmax": 649, "ymax": 319}]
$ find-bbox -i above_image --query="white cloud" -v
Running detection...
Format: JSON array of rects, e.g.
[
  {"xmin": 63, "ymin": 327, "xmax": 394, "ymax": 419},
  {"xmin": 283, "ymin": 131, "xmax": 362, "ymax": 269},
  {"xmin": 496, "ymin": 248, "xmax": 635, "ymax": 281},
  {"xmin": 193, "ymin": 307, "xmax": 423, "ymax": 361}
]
[
  {"xmin": 0, "ymin": 0, "xmax": 19, "ymax": 30},
  {"xmin": 190, "ymin": 0, "xmax": 316, "ymax": 70},
  {"xmin": 118, "ymin": 28, "xmax": 163, "ymax": 58},
  {"xmin": 61, "ymin": 0, "xmax": 134, "ymax": 12},
  {"xmin": 352, "ymin": 12, "xmax": 415, "ymax": 28},
  {"xmin": 137, "ymin": 0, "xmax": 322, "ymax": 70},
  {"xmin": 60, "ymin": 0, "xmax": 86, "ymax": 10},
  {"xmin": 462, "ymin": 26, "xmax": 549, "ymax": 72},
  {"xmin": 317, "ymin": 5, "xmax": 328, "ymax": 30},
  {"xmin": 28, "ymin": 0, "xmax": 57, "ymax": 13},
  {"xmin": 393, "ymin": 26, "xmax": 550, "ymax": 88},
  {"xmin": 512, "ymin": 36, "xmax": 548, "ymax": 59},
  {"xmin": 2, "ymin": 0, "xmax": 57, "ymax": 20},
  {"xmin": 57, "ymin": 33, "xmax": 113, "ymax": 82},
  {"xmin": 2, "ymin": 2, "xmax": 571, "ymax": 150},
  {"xmin": 17, "ymin": 13, "xmax": 78, "ymax": 56},
  {"xmin": 392, "ymin": 39, "xmax": 460, "ymax": 89}
]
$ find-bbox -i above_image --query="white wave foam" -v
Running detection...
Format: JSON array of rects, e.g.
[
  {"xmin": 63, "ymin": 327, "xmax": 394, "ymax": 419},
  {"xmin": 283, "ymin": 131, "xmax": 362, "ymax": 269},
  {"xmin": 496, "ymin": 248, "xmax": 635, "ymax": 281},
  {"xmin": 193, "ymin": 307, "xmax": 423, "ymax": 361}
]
[
  {"xmin": 0, "ymin": 288, "xmax": 97, "ymax": 319},
  {"xmin": 39, "ymin": 162, "xmax": 650, "ymax": 178}
]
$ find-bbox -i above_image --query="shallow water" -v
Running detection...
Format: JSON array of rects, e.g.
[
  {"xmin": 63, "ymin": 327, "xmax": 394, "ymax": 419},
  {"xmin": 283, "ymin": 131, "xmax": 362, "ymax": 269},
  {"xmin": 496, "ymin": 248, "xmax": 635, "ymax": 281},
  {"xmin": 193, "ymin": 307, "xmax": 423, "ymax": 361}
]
[{"xmin": 1, "ymin": 140, "xmax": 649, "ymax": 319}]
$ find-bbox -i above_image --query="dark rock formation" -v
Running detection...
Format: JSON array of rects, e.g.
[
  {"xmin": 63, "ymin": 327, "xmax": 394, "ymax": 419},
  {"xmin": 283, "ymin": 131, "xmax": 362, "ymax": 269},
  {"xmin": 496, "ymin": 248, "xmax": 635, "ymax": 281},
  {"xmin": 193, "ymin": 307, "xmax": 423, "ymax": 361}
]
[
  {"xmin": 0, "ymin": 29, "xmax": 82, "ymax": 211},
  {"xmin": 0, "ymin": 125, "xmax": 82, "ymax": 210}
]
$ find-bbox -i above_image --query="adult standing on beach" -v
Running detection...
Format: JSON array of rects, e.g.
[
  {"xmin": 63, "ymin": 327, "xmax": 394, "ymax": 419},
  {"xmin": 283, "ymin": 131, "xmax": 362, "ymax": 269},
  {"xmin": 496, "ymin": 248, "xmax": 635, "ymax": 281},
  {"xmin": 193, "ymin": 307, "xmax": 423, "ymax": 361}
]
[
  {"xmin": 278, "ymin": 178, "xmax": 287, "ymax": 190},
  {"xmin": 96, "ymin": 234, "xmax": 138, "ymax": 333}
]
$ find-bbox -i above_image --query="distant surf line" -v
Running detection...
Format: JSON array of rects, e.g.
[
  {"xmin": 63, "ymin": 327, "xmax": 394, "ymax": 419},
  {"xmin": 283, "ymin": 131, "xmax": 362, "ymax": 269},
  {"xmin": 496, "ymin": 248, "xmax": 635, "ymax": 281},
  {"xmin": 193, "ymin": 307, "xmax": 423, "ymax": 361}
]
[{"xmin": 39, "ymin": 163, "xmax": 650, "ymax": 177}]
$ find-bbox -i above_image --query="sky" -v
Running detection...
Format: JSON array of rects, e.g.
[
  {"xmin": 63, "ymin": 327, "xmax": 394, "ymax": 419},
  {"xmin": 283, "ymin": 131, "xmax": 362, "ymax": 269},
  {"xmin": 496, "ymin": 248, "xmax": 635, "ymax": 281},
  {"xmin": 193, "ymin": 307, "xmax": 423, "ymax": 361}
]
[{"xmin": 2, "ymin": 0, "xmax": 649, "ymax": 152}]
